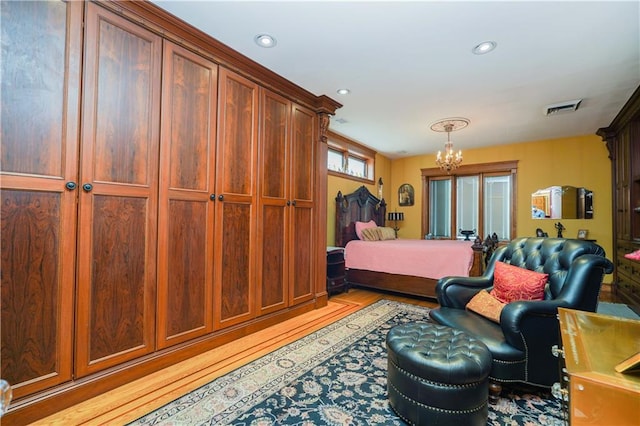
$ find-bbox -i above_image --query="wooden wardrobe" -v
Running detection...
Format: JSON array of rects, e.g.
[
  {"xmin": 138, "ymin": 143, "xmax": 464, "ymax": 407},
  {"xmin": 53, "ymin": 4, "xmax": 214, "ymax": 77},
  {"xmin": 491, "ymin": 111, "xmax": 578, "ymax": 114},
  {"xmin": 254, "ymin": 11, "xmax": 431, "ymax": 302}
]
[
  {"xmin": 597, "ymin": 85, "xmax": 640, "ymax": 312},
  {"xmin": 0, "ymin": 1, "xmax": 340, "ymax": 423}
]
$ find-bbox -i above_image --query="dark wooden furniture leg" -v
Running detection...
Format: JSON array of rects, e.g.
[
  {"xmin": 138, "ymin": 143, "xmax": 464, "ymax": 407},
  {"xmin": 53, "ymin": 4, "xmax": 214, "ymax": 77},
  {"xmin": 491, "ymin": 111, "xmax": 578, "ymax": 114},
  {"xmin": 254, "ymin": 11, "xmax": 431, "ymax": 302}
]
[{"xmin": 489, "ymin": 380, "xmax": 502, "ymax": 404}]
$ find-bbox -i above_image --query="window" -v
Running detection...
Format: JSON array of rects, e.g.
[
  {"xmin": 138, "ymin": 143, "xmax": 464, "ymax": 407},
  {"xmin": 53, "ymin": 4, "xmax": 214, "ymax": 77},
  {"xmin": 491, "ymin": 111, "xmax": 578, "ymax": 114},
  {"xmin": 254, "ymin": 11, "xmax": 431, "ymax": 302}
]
[
  {"xmin": 327, "ymin": 148, "xmax": 344, "ymax": 172},
  {"xmin": 456, "ymin": 176, "xmax": 479, "ymax": 238},
  {"xmin": 429, "ymin": 179, "xmax": 451, "ymax": 237},
  {"xmin": 484, "ymin": 175, "xmax": 511, "ymax": 239},
  {"xmin": 346, "ymin": 155, "xmax": 367, "ymax": 177},
  {"xmin": 327, "ymin": 130, "xmax": 376, "ymax": 183},
  {"xmin": 422, "ymin": 161, "xmax": 518, "ymax": 241}
]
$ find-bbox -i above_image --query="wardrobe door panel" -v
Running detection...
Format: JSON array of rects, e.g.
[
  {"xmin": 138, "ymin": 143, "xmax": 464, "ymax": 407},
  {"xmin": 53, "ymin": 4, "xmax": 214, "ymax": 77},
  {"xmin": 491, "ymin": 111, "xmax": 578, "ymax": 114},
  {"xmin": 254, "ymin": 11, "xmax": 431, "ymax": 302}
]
[
  {"xmin": 261, "ymin": 91, "xmax": 289, "ymax": 199},
  {"xmin": 291, "ymin": 204, "xmax": 314, "ymax": 303},
  {"xmin": 219, "ymin": 202, "xmax": 252, "ymax": 323},
  {"xmin": 214, "ymin": 68, "xmax": 258, "ymax": 328},
  {"xmin": 289, "ymin": 104, "xmax": 316, "ymax": 305},
  {"xmin": 75, "ymin": 3, "xmax": 161, "ymax": 376},
  {"xmin": 291, "ymin": 105, "xmax": 315, "ymax": 203},
  {"xmin": 259, "ymin": 205, "xmax": 287, "ymax": 311},
  {"xmin": 162, "ymin": 200, "xmax": 209, "ymax": 341},
  {"xmin": 257, "ymin": 90, "xmax": 289, "ymax": 315},
  {"xmin": 88, "ymin": 195, "xmax": 148, "ymax": 360},
  {"xmin": 0, "ymin": 0, "xmax": 81, "ymax": 399},
  {"xmin": 217, "ymin": 69, "xmax": 257, "ymax": 197},
  {"xmin": 157, "ymin": 41, "xmax": 218, "ymax": 348}
]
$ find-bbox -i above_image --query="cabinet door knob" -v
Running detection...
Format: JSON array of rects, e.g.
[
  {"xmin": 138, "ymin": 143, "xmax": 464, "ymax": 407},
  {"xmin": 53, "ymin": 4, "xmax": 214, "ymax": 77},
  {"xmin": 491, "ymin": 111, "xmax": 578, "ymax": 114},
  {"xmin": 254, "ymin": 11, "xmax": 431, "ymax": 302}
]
[
  {"xmin": 218, "ymin": 194, "xmax": 224, "ymax": 201},
  {"xmin": 82, "ymin": 183, "xmax": 93, "ymax": 192},
  {"xmin": 65, "ymin": 182, "xmax": 77, "ymax": 190},
  {"xmin": 292, "ymin": 200, "xmax": 296, "ymax": 206},
  {"xmin": 287, "ymin": 200, "xmax": 291, "ymax": 206},
  {"xmin": 210, "ymin": 194, "xmax": 216, "ymax": 201}
]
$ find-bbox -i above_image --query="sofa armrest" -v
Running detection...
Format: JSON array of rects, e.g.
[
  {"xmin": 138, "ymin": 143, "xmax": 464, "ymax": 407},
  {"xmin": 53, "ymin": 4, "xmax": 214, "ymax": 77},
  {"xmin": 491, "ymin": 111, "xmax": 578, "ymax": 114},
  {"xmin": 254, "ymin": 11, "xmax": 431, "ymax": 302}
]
[
  {"xmin": 436, "ymin": 275, "xmax": 494, "ymax": 308},
  {"xmin": 500, "ymin": 299, "xmax": 567, "ymax": 350}
]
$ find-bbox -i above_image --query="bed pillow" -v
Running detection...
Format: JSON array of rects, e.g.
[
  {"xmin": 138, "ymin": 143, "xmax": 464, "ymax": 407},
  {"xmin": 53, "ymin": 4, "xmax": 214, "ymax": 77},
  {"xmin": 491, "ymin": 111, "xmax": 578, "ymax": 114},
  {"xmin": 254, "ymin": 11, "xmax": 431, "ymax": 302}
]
[
  {"xmin": 466, "ymin": 289, "xmax": 505, "ymax": 323},
  {"xmin": 375, "ymin": 227, "xmax": 397, "ymax": 240},
  {"xmin": 355, "ymin": 220, "xmax": 377, "ymax": 240},
  {"xmin": 490, "ymin": 261, "xmax": 548, "ymax": 303},
  {"xmin": 360, "ymin": 227, "xmax": 380, "ymax": 241}
]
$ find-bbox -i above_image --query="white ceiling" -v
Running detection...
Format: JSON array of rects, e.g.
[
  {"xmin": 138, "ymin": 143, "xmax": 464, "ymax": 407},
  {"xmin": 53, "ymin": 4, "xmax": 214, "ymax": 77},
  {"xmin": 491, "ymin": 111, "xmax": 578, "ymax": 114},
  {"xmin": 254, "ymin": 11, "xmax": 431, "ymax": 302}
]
[{"xmin": 151, "ymin": 0, "xmax": 640, "ymax": 159}]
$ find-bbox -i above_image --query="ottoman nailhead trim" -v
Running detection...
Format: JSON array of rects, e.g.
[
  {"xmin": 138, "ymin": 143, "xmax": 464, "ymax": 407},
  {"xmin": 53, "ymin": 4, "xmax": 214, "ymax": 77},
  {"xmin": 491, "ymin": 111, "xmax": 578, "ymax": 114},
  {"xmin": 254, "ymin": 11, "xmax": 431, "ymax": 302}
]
[
  {"xmin": 390, "ymin": 360, "xmax": 486, "ymax": 389},
  {"xmin": 390, "ymin": 407, "xmax": 415, "ymax": 426},
  {"xmin": 389, "ymin": 381, "xmax": 487, "ymax": 415}
]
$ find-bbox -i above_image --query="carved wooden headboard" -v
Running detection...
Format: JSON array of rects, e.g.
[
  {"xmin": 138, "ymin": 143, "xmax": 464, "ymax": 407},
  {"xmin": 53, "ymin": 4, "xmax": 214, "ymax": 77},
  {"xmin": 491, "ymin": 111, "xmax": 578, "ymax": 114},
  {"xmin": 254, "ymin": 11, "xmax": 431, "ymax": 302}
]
[{"xmin": 335, "ymin": 186, "xmax": 387, "ymax": 247}]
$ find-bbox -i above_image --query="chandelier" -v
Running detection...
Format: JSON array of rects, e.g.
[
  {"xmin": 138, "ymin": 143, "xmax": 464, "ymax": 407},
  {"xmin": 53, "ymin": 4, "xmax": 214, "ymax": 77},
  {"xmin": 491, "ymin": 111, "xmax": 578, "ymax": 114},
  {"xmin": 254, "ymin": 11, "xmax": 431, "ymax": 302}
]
[{"xmin": 431, "ymin": 118, "xmax": 469, "ymax": 173}]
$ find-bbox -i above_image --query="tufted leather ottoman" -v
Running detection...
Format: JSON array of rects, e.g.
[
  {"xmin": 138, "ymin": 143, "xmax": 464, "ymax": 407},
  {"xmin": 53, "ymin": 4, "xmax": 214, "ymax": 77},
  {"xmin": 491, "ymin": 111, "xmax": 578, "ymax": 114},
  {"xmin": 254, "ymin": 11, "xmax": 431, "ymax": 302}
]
[{"xmin": 386, "ymin": 322, "xmax": 492, "ymax": 425}]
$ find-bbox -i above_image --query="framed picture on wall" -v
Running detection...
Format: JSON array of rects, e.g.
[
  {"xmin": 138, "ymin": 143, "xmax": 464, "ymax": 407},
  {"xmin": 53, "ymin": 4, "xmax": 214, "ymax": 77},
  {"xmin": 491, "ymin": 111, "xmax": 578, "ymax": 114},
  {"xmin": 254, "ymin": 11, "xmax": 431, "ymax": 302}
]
[{"xmin": 398, "ymin": 183, "xmax": 414, "ymax": 206}]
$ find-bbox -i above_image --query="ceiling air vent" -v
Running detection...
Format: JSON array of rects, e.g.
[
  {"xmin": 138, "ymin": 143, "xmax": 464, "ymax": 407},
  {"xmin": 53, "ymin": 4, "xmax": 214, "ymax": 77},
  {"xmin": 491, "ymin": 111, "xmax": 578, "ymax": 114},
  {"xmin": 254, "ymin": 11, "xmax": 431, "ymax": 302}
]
[{"xmin": 544, "ymin": 99, "xmax": 582, "ymax": 116}]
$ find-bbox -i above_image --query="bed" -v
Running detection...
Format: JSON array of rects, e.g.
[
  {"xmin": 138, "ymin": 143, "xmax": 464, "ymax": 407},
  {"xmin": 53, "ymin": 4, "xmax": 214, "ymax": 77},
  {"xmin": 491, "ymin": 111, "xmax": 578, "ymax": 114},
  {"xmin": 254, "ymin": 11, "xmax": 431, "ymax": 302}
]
[{"xmin": 335, "ymin": 186, "xmax": 485, "ymax": 299}]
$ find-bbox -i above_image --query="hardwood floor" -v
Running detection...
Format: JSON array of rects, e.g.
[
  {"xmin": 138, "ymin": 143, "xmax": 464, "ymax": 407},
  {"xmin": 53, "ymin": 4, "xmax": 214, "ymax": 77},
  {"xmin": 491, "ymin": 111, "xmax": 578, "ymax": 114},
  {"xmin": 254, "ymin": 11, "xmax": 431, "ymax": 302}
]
[{"xmin": 34, "ymin": 289, "xmax": 435, "ymax": 425}]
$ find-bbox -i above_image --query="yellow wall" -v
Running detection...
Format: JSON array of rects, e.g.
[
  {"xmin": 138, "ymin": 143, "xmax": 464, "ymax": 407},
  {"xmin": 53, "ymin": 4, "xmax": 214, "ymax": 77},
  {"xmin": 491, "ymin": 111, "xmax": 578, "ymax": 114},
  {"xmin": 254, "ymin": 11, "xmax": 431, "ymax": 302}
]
[
  {"xmin": 387, "ymin": 134, "xmax": 612, "ymax": 260},
  {"xmin": 326, "ymin": 135, "xmax": 613, "ymax": 269}
]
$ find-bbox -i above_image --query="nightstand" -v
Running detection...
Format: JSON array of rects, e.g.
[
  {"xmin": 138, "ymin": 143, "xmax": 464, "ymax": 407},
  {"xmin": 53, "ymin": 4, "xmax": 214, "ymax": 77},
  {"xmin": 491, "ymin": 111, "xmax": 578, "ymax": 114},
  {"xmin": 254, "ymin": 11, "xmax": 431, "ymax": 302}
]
[{"xmin": 326, "ymin": 247, "xmax": 347, "ymax": 295}]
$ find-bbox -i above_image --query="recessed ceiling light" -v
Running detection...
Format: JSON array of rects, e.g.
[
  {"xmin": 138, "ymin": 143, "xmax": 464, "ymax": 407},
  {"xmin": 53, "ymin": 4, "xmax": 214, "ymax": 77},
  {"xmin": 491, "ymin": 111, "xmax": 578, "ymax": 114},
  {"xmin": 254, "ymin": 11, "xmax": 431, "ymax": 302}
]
[
  {"xmin": 254, "ymin": 34, "xmax": 276, "ymax": 48},
  {"xmin": 472, "ymin": 41, "xmax": 497, "ymax": 55},
  {"xmin": 337, "ymin": 88, "xmax": 350, "ymax": 95}
]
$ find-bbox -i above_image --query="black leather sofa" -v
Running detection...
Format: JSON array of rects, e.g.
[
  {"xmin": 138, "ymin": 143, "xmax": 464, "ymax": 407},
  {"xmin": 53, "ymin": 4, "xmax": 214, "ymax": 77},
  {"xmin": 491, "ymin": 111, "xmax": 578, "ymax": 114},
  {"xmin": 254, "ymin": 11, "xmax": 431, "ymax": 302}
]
[{"xmin": 429, "ymin": 237, "xmax": 614, "ymax": 400}]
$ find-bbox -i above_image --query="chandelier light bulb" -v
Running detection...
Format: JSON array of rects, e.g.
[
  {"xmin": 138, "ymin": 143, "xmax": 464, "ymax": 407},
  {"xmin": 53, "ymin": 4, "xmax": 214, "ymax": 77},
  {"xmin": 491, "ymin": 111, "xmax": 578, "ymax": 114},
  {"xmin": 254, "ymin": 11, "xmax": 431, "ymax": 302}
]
[{"xmin": 430, "ymin": 118, "xmax": 469, "ymax": 173}]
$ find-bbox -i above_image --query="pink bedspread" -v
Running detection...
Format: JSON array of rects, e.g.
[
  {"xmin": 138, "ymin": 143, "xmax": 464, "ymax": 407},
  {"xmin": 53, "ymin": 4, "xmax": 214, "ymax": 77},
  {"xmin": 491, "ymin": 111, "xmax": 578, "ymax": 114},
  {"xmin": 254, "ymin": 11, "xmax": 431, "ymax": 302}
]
[{"xmin": 345, "ymin": 239, "xmax": 474, "ymax": 279}]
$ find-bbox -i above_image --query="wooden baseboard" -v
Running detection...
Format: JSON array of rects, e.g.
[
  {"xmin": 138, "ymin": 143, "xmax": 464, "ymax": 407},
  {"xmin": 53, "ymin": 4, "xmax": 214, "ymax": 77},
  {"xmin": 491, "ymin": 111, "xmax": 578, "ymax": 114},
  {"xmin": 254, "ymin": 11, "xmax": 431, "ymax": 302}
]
[{"xmin": 5, "ymin": 301, "xmax": 318, "ymax": 425}]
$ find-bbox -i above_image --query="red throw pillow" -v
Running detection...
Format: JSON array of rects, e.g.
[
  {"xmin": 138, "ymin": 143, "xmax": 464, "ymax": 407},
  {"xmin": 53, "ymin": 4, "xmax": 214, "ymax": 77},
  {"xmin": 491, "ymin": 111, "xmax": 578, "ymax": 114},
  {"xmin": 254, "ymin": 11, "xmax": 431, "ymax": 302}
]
[{"xmin": 490, "ymin": 261, "xmax": 548, "ymax": 303}]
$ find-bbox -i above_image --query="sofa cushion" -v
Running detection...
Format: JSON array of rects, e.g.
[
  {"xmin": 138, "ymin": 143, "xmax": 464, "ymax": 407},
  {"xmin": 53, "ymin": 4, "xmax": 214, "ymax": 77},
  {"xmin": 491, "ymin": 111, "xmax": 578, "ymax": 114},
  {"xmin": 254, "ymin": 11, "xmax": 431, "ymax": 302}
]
[
  {"xmin": 466, "ymin": 290, "xmax": 505, "ymax": 323},
  {"xmin": 490, "ymin": 261, "xmax": 548, "ymax": 303},
  {"xmin": 429, "ymin": 307, "xmax": 525, "ymax": 362}
]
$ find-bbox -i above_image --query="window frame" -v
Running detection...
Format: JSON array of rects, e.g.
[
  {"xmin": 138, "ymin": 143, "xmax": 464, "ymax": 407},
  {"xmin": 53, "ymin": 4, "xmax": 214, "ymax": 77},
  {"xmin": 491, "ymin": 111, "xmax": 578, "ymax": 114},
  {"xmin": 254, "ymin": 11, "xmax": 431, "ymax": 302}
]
[
  {"xmin": 327, "ymin": 130, "xmax": 376, "ymax": 184},
  {"xmin": 421, "ymin": 161, "xmax": 518, "ymax": 240}
]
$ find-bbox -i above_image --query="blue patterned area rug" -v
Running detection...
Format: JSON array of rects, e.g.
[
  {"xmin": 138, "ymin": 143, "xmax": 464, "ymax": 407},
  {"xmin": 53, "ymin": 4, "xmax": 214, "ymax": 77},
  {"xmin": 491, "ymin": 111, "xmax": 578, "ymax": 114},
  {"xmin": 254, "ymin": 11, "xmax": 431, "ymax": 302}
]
[{"xmin": 129, "ymin": 300, "xmax": 563, "ymax": 425}]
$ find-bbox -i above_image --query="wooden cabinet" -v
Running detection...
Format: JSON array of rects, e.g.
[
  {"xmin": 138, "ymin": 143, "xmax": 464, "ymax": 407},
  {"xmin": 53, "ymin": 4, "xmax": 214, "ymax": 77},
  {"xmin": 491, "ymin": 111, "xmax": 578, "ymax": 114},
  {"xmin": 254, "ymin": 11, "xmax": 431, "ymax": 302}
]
[
  {"xmin": 0, "ymin": 0, "xmax": 82, "ymax": 399},
  {"xmin": 74, "ymin": 2, "xmax": 162, "ymax": 376},
  {"xmin": 326, "ymin": 248, "xmax": 347, "ymax": 295},
  {"xmin": 214, "ymin": 68, "xmax": 259, "ymax": 328},
  {"xmin": 0, "ymin": 1, "xmax": 339, "ymax": 422},
  {"xmin": 557, "ymin": 308, "xmax": 640, "ymax": 425},
  {"xmin": 598, "ymin": 85, "xmax": 640, "ymax": 311},
  {"xmin": 258, "ymin": 90, "xmax": 291, "ymax": 315},
  {"xmin": 289, "ymin": 104, "xmax": 317, "ymax": 305},
  {"xmin": 156, "ymin": 41, "xmax": 218, "ymax": 348},
  {"xmin": 257, "ymin": 91, "xmax": 317, "ymax": 314}
]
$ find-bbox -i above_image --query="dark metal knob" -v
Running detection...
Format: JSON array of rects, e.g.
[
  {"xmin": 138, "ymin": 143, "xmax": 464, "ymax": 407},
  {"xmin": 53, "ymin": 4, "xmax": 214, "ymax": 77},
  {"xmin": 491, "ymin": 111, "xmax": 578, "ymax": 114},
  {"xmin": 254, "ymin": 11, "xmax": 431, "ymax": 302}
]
[
  {"xmin": 287, "ymin": 200, "xmax": 291, "ymax": 206},
  {"xmin": 292, "ymin": 200, "xmax": 296, "ymax": 206},
  {"xmin": 210, "ymin": 194, "xmax": 216, "ymax": 201},
  {"xmin": 82, "ymin": 183, "xmax": 93, "ymax": 192},
  {"xmin": 65, "ymin": 182, "xmax": 77, "ymax": 190},
  {"xmin": 218, "ymin": 194, "xmax": 224, "ymax": 201}
]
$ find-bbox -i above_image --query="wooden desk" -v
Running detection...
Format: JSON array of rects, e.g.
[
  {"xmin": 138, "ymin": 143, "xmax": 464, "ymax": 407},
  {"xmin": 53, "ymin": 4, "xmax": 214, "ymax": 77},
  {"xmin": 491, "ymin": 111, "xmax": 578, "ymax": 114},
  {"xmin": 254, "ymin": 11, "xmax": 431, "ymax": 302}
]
[{"xmin": 557, "ymin": 308, "xmax": 640, "ymax": 425}]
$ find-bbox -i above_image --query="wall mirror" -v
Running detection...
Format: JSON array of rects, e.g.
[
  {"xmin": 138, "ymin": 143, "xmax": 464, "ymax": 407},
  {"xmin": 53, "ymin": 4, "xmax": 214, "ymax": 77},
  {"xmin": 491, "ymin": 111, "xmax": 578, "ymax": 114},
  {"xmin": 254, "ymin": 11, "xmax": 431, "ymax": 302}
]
[{"xmin": 531, "ymin": 186, "xmax": 593, "ymax": 219}]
